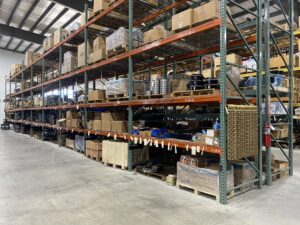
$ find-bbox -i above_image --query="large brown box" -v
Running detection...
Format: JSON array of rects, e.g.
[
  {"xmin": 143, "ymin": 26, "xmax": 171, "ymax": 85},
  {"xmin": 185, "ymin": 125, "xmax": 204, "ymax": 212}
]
[
  {"xmin": 86, "ymin": 140, "xmax": 102, "ymax": 151},
  {"xmin": 88, "ymin": 120, "xmax": 94, "ymax": 130},
  {"xmin": 65, "ymin": 138, "xmax": 75, "ymax": 149},
  {"xmin": 54, "ymin": 28, "xmax": 68, "ymax": 46},
  {"xmin": 111, "ymin": 121, "xmax": 128, "ymax": 133},
  {"xmin": 172, "ymin": 8, "xmax": 194, "ymax": 31},
  {"xmin": 88, "ymin": 90, "xmax": 106, "ymax": 102},
  {"xmin": 43, "ymin": 36, "xmax": 54, "ymax": 52},
  {"xmin": 93, "ymin": 36, "xmax": 106, "ymax": 62},
  {"xmin": 171, "ymin": 79, "xmax": 188, "ymax": 93},
  {"xmin": 10, "ymin": 64, "xmax": 23, "ymax": 76},
  {"xmin": 272, "ymin": 124, "xmax": 288, "ymax": 139},
  {"xmin": 93, "ymin": 0, "xmax": 110, "ymax": 13},
  {"xmin": 101, "ymin": 112, "xmax": 125, "ymax": 121},
  {"xmin": 77, "ymin": 42, "xmax": 92, "ymax": 67},
  {"xmin": 24, "ymin": 51, "xmax": 41, "ymax": 67},
  {"xmin": 143, "ymin": 25, "xmax": 172, "ymax": 44},
  {"xmin": 101, "ymin": 120, "xmax": 111, "ymax": 131},
  {"xmin": 93, "ymin": 120, "xmax": 102, "ymax": 131},
  {"xmin": 66, "ymin": 119, "xmax": 79, "ymax": 128}
]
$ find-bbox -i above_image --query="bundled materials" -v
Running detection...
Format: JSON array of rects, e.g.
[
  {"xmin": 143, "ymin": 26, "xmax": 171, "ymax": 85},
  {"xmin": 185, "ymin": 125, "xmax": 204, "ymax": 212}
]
[
  {"xmin": 231, "ymin": 160, "xmax": 256, "ymax": 187},
  {"xmin": 54, "ymin": 28, "xmax": 68, "ymax": 45},
  {"xmin": 92, "ymin": 36, "xmax": 106, "ymax": 63},
  {"xmin": 177, "ymin": 162, "xmax": 234, "ymax": 195},
  {"xmin": 88, "ymin": 90, "xmax": 106, "ymax": 102},
  {"xmin": 106, "ymin": 78, "xmax": 149, "ymax": 97},
  {"xmin": 102, "ymin": 141, "xmax": 149, "ymax": 169},
  {"xmin": 62, "ymin": 51, "xmax": 77, "ymax": 74},
  {"xmin": 106, "ymin": 27, "xmax": 143, "ymax": 53},
  {"xmin": 75, "ymin": 135, "xmax": 85, "ymax": 152},
  {"xmin": 77, "ymin": 42, "xmax": 92, "ymax": 67},
  {"xmin": 86, "ymin": 140, "xmax": 102, "ymax": 161}
]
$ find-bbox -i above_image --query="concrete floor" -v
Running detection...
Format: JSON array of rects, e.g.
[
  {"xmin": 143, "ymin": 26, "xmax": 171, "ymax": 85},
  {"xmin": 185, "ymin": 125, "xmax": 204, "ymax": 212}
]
[{"xmin": 0, "ymin": 131, "xmax": 299, "ymax": 225}]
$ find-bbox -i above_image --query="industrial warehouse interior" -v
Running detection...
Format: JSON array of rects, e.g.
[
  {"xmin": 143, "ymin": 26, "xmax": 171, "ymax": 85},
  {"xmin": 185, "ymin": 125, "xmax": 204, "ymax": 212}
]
[{"xmin": 0, "ymin": 0, "xmax": 300, "ymax": 225}]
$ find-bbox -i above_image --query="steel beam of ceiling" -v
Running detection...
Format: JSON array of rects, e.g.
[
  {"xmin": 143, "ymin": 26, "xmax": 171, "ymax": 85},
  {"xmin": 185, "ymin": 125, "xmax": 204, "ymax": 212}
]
[
  {"xmin": 0, "ymin": 23, "xmax": 45, "ymax": 45},
  {"xmin": 50, "ymin": 0, "xmax": 92, "ymax": 12}
]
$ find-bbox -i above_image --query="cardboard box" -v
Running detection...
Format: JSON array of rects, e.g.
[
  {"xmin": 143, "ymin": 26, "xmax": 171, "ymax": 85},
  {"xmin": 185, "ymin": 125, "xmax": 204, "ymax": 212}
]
[
  {"xmin": 171, "ymin": 79, "xmax": 188, "ymax": 93},
  {"xmin": 77, "ymin": 42, "xmax": 92, "ymax": 67},
  {"xmin": 111, "ymin": 121, "xmax": 128, "ymax": 133},
  {"xmin": 101, "ymin": 112, "xmax": 125, "ymax": 121},
  {"xmin": 88, "ymin": 90, "xmax": 106, "ymax": 102},
  {"xmin": 66, "ymin": 119, "xmax": 79, "ymax": 128},
  {"xmin": 206, "ymin": 129, "xmax": 220, "ymax": 138},
  {"xmin": 65, "ymin": 138, "xmax": 75, "ymax": 149},
  {"xmin": 43, "ymin": 36, "xmax": 54, "ymax": 52},
  {"xmin": 172, "ymin": 8, "xmax": 194, "ymax": 31},
  {"xmin": 62, "ymin": 51, "xmax": 77, "ymax": 74},
  {"xmin": 88, "ymin": 120, "xmax": 94, "ymax": 130},
  {"xmin": 214, "ymin": 53, "xmax": 243, "ymax": 68},
  {"xmin": 66, "ymin": 111, "xmax": 78, "ymax": 120},
  {"xmin": 143, "ymin": 25, "xmax": 172, "ymax": 44},
  {"xmin": 86, "ymin": 140, "xmax": 102, "ymax": 151},
  {"xmin": 24, "ymin": 51, "xmax": 41, "ymax": 67},
  {"xmin": 93, "ymin": 0, "xmax": 110, "ymax": 13},
  {"xmin": 205, "ymin": 136, "xmax": 220, "ymax": 147},
  {"xmin": 54, "ymin": 28, "xmax": 68, "ymax": 45},
  {"xmin": 101, "ymin": 120, "xmax": 111, "ymax": 131},
  {"xmin": 93, "ymin": 120, "xmax": 102, "ymax": 131},
  {"xmin": 272, "ymin": 124, "xmax": 288, "ymax": 139},
  {"xmin": 94, "ymin": 112, "xmax": 101, "ymax": 120},
  {"xmin": 93, "ymin": 47, "xmax": 106, "ymax": 62}
]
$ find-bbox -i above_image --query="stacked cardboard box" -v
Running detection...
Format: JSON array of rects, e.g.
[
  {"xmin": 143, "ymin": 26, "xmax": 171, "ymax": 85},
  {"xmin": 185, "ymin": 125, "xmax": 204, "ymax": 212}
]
[
  {"xmin": 101, "ymin": 112, "xmax": 126, "ymax": 132},
  {"xmin": 66, "ymin": 111, "xmax": 79, "ymax": 128},
  {"xmin": 88, "ymin": 90, "xmax": 106, "ymax": 102},
  {"xmin": 143, "ymin": 25, "xmax": 173, "ymax": 44},
  {"xmin": 86, "ymin": 140, "xmax": 102, "ymax": 161},
  {"xmin": 272, "ymin": 124, "xmax": 288, "ymax": 139},
  {"xmin": 78, "ymin": 42, "xmax": 92, "ymax": 67},
  {"xmin": 172, "ymin": 0, "xmax": 233, "ymax": 31},
  {"xmin": 91, "ymin": 36, "xmax": 106, "ymax": 63},
  {"xmin": 102, "ymin": 141, "xmax": 149, "ymax": 169},
  {"xmin": 93, "ymin": 0, "xmax": 111, "ymax": 13},
  {"xmin": 65, "ymin": 138, "xmax": 75, "ymax": 149},
  {"xmin": 24, "ymin": 51, "xmax": 41, "ymax": 67}
]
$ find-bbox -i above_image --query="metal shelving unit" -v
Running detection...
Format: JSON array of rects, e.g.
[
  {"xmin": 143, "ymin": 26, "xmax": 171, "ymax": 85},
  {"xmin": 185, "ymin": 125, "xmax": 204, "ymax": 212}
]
[{"xmin": 4, "ymin": 0, "xmax": 294, "ymax": 204}]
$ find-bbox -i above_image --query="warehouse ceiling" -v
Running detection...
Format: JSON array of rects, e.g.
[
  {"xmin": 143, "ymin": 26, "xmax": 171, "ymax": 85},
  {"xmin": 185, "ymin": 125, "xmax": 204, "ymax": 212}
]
[{"xmin": 0, "ymin": 0, "xmax": 298, "ymax": 54}]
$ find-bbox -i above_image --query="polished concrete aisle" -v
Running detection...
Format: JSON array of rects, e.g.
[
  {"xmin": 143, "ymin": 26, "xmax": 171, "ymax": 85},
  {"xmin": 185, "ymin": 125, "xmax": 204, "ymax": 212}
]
[{"xmin": 0, "ymin": 130, "xmax": 299, "ymax": 225}]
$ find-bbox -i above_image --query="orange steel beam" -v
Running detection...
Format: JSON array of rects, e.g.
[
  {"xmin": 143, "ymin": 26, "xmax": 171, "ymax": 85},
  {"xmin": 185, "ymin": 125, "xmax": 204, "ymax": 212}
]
[
  {"xmin": 7, "ymin": 119, "xmax": 222, "ymax": 155},
  {"xmin": 8, "ymin": 94, "xmax": 221, "ymax": 112},
  {"xmin": 134, "ymin": 0, "xmax": 189, "ymax": 27}
]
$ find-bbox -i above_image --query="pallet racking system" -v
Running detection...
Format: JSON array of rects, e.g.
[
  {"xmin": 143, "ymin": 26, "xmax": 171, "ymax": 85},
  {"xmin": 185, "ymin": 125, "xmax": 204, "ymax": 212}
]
[{"xmin": 4, "ymin": 0, "xmax": 294, "ymax": 204}]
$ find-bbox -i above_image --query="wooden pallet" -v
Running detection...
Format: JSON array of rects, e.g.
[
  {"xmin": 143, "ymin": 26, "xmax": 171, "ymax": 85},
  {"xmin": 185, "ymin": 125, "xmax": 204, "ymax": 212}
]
[
  {"xmin": 136, "ymin": 94, "xmax": 164, "ymax": 100},
  {"xmin": 103, "ymin": 162, "xmax": 127, "ymax": 170},
  {"xmin": 176, "ymin": 182, "xmax": 234, "ymax": 202},
  {"xmin": 136, "ymin": 169, "xmax": 167, "ymax": 181},
  {"xmin": 107, "ymin": 45, "xmax": 128, "ymax": 58},
  {"xmin": 107, "ymin": 97, "xmax": 129, "ymax": 102},
  {"xmin": 88, "ymin": 99, "xmax": 104, "ymax": 103},
  {"xmin": 65, "ymin": 146, "xmax": 74, "ymax": 150},
  {"xmin": 171, "ymin": 89, "xmax": 217, "ymax": 98},
  {"xmin": 85, "ymin": 149, "xmax": 102, "ymax": 162}
]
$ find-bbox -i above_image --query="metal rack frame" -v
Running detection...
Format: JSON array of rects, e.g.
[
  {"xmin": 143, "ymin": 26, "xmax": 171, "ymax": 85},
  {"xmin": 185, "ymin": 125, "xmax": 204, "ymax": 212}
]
[{"xmin": 4, "ymin": 0, "xmax": 294, "ymax": 204}]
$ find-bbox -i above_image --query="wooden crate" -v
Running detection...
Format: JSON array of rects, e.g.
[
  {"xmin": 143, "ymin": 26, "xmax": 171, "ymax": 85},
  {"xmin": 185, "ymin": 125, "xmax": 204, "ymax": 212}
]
[{"xmin": 86, "ymin": 148, "xmax": 102, "ymax": 162}]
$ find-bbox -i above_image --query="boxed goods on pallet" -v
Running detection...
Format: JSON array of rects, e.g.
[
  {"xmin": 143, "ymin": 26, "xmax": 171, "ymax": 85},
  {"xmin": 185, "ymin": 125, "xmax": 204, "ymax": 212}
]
[
  {"xmin": 101, "ymin": 120, "xmax": 111, "ymax": 131},
  {"xmin": 101, "ymin": 112, "xmax": 125, "ymax": 121},
  {"xmin": 177, "ymin": 162, "xmax": 234, "ymax": 196},
  {"xmin": 271, "ymin": 124, "xmax": 288, "ymax": 139},
  {"xmin": 171, "ymin": 79, "xmax": 188, "ymax": 93},
  {"xmin": 78, "ymin": 42, "xmax": 92, "ymax": 68},
  {"xmin": 54, "ymin": 28, "xmax": 68, "ymax": 45},
  {"xmin": 62, "ymin": 51, "xmax": 77, "ymax": 74},
  {"xmin": 172, "ymin": 8, "xmax": 193, "ymax": 31},
  {"xmin": 106, "ymin": 27, "xmax": 143, "ymax": 54},
  {"xmin": 227, "ymin": 105, "xmax": 258, "ymax": 160},
  {"xmin": 180, "ymin": 155, "xmax": 211, "ymax": 168},
  {"xmin": 86, "ymin": 140, "xmax": 102, "ymax": 150},
  {"xmin": 231, "ymin": 160, "xmax": 256, "ymax": 187},
  {"xmin": 88, "ymin": 90, "xmax": 106, "ymax": 102},
  {"xmin": 214, "ymin": 53, "xmax": 243, "ymax": 70},
  {"xmin": 10, "ymin": 64, "xmax": 23, "ymax": 76},
  {"xmin": 24, "ymin": 51, "xmax": 41, "ymax": 67},
  {"xmin": 93, "ymin": 0, "xmax": 111, "ymax": 13},
  {"xmin": 65, "ymin": 138, "xmax": 75, "ymax": 149},
  {"xmin": 106, "ymin": 78, "xmax": 149, "ymax": 97},
  {"xmin": 66, "ymin": 111, "xmax": 79, "ymax": 128},
  {"xmin": 75, "ymin": 135, "xmax": 85, "ymax": 152},
  {"xmin": 143, "ymin": 25, "xmax": 173, "ymax": 44},
  {"xmin": 43, "ymin": 36, "xmax": 54, "ymax": 52},
  {"xmin": 92, "ymin": 36, "xmax": 106, "ymax": 63},
  {"xmin": 33, "ymin": 96, "xmax": 43, "ymax": 107},
  {"xmin": 102, "ymin": 141, "xmax": 149, "ymax": 168}
]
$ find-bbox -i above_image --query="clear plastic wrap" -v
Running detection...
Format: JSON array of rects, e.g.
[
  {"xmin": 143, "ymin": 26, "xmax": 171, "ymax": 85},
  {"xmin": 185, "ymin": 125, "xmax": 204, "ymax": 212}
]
[
  {"xmin": 177, "ymin": 162, "xmax": 234, "ymax": 194},
  {"xmin": 106, "ymin": 78, "xmax": 150, "ymax": 96}
]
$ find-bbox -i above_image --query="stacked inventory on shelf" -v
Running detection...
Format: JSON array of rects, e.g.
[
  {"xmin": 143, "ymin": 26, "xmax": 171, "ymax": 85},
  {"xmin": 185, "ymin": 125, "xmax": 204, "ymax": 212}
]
[{"xmin": 4, "ymin": 0, "xmax": 294, "ymax": 204}]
